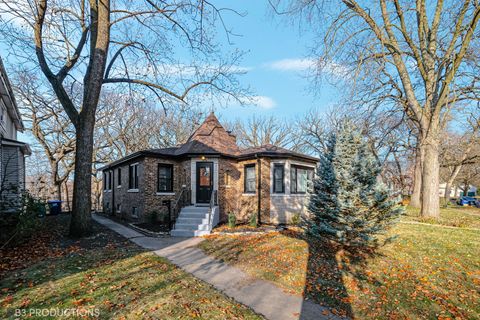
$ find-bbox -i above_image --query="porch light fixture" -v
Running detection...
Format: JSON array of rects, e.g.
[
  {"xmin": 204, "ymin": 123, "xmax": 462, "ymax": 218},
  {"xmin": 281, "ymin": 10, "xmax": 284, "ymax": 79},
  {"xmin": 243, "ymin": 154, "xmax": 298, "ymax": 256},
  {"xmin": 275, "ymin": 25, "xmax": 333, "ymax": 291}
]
[{"xmin": 201, "ymin": 156, "xmax": 206, "ymax": 160}]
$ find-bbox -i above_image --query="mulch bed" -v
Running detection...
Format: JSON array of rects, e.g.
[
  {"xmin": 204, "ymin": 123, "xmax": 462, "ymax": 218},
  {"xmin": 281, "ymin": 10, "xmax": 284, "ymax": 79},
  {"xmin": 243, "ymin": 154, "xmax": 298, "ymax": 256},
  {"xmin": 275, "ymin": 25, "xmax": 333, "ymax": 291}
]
[
  {"xmin": 96, "ymin": 212, "xmax": 170, "ymax": 236},
  {"xmin": 131, "ymin": 222, "xmax": 169, "ymax": 233}
]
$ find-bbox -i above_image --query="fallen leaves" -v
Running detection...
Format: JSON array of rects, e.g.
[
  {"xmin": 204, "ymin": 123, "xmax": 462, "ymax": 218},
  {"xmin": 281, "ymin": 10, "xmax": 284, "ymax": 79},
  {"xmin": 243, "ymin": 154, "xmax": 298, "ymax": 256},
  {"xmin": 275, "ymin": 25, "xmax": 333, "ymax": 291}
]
[{"xmin": 200, "ymin": 222, "xmax": 480, "ymax": 319}]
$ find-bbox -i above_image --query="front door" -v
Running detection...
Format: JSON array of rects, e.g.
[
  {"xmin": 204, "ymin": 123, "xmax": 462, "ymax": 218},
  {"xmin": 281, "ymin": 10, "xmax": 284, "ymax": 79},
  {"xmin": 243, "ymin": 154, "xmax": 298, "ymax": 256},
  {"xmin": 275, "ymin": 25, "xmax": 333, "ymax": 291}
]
[{"xmin": 196, "ymin": 162, "xmax": 213, "ymax": 203}]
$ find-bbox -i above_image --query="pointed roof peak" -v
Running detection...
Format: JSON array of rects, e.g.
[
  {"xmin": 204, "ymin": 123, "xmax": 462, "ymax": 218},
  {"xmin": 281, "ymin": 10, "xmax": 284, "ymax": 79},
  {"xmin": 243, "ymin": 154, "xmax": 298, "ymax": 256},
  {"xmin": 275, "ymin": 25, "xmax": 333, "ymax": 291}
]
[
  {"xmin": 185, "ymin": 111, "xmax": 240, "ymax": 154},
  {"xmin": 205, "ymin": 111, "xmax": 219, "ymax": 122}
]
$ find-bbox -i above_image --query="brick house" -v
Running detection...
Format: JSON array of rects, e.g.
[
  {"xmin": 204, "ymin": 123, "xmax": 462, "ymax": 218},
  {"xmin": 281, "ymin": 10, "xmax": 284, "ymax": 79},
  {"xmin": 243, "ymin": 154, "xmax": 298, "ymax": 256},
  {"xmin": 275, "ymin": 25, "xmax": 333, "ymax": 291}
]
[{"xmin": 101, "ymin": 112, "xmax": 317, "ymax": 236}]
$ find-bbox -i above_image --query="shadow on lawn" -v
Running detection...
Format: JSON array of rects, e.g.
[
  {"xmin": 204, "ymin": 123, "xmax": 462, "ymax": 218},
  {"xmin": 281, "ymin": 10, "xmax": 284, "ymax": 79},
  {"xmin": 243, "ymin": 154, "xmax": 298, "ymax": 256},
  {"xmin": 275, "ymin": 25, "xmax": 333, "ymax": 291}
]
[{"xmin": 280, "ymin": 229, "xmax": 379, "ymax": 319}]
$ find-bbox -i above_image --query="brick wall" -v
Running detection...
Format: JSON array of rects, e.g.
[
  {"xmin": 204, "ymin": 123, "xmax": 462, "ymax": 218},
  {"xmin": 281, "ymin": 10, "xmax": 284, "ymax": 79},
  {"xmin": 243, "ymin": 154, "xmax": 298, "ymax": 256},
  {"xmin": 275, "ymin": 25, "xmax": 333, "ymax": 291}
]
[
  {"xmin": 143, "ymin": 157, "xmax": 189, "ymax": 220},
  {"xmin": 102, "ymin": 154, "xmax": 316, "ymax": 225},
  {"xmin": 102, "ymin": 157, "xmax": 190, "ymax": 222},
  {"xmin": 103, "ymin": 158, "xmax": 145, "ymax": 220},
  {"xmin": 218, "ymin": 157, "xmax": 271, "ymax": 224}
]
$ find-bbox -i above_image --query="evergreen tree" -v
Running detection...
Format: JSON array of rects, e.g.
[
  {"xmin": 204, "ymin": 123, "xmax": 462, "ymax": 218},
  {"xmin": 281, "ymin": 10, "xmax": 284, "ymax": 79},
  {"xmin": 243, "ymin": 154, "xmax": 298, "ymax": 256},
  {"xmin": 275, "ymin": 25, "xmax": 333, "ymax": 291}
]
[{"xmin": 307, "ymin": 121, "xmax": 403, "ymax": 248}]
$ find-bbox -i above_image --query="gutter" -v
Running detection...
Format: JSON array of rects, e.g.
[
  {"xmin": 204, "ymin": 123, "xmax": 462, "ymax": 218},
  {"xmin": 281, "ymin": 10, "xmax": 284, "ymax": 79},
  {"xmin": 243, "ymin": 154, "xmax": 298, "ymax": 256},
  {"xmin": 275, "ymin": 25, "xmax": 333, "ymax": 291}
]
[{"xmin": 256, "ymin": 154, "xmax": 261, "ymax": 225}]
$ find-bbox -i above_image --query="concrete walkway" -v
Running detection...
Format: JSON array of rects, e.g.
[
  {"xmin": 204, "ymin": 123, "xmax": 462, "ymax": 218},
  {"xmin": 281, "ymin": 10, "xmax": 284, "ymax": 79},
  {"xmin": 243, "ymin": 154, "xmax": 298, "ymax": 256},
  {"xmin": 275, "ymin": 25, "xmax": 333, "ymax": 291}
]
[{"xmin": 93, "ymin": 214, "xmax": 343, "ymax": 320}]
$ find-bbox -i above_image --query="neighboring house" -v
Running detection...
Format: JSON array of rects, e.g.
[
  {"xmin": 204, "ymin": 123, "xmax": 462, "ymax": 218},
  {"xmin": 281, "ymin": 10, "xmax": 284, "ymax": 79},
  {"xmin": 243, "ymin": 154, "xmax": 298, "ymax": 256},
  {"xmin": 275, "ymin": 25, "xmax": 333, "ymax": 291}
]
[
  {"xmin": 101, "ymin": 112, "xmax": 318, "ymax": 236},
  {"xmin": 0, "ymin": 56, "xmax": 31, "ymax": 211},
  {"xmin": 439, "ymin": 183, "xmax": 477, "ymax": 198}
]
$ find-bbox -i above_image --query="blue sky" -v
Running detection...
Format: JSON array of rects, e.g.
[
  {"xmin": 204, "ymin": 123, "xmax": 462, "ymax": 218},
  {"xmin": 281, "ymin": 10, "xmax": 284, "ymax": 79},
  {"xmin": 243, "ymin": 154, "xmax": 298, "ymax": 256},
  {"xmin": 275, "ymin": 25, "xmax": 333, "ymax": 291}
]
[
  {"xmin": 210, "ymin": 0, "xmax": 341, "ymax": 122},
  {"xmin": 5, "ymin": 0, "xmax": 342, "ymax": 144}
]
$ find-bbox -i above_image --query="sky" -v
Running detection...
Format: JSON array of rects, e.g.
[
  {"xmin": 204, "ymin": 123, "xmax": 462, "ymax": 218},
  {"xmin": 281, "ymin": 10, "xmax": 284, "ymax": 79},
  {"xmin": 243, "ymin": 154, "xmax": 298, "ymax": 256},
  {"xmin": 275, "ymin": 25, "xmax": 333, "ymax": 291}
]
[
  {"xmin": 202, "ymin": 0, "xmax": 341, "ymax": 122},
  {"xmin": 3, "ymin": 0, "xmax": 343, "ymax": 143}
]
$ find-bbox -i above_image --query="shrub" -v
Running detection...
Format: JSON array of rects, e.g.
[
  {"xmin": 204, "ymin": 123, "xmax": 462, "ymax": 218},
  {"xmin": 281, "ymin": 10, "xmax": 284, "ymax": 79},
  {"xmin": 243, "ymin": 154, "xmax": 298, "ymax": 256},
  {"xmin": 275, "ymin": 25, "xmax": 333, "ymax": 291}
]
[
  {"xmin": 228, "ymin": 213, "xmax": 236, "ymax": 228},
  {"xmin": 290, "ymin": 213, "xmax": 301, "ymax": 226},
  {"xmin": 249, "ymin": 212, "xmax": 258, "ymax": 228},
  {"xmin": 146, "ymin": 211, "xmax": 159, "ymax": 224},
  {"xmin": 1, "ymin": 192, "xmax": 45, "ymax": 248},
  {"xmin": 307, "ymin": 121, "xmax": 404, "ymax": 249}
]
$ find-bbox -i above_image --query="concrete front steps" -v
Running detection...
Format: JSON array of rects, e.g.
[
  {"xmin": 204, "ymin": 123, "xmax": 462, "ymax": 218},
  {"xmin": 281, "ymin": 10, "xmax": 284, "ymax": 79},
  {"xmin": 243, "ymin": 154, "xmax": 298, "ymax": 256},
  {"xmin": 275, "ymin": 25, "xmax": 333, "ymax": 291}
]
[{"xmin": 170, "ymin": 206, "xmax": 212, "ymax": 237}]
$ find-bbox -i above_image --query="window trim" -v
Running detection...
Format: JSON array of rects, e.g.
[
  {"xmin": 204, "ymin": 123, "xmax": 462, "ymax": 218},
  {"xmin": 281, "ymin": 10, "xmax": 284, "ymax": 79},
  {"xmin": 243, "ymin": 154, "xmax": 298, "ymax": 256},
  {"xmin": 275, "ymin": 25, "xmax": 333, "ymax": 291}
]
[
  {"xmin": 117, "ymin": 168, "xmax": 122, "ymax": 187},
  {"xmin": 290, "ymin": 165, "xmax": 314, "ymax": 194},
  {"xmin": 157, "ymin": 163, "xmax": 174, "ymax": 193},
  {"xmin": 103, "ymin": 172, "xmax": 107, "ymax": 191},
  {"xmin": 244, "ymin": 164, "xmax": 256, "ymax": 194},
  {"xmin": 273, "ymin": 163, "xmax": 285, "ymax": 194},
  {"xmin": 108, "ymin": 171, "xmax": 113, "ymax": 190},
  {"xmin": 128, "ymin": 163, "xmax": 139, "ymax": 190}
]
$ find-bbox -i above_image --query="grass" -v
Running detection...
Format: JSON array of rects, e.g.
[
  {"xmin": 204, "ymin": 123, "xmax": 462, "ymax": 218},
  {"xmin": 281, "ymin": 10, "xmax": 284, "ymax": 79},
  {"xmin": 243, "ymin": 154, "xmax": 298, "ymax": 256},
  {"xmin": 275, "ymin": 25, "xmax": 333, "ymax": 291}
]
[
  {"xmin": 0, "ymin": 216, "xmax": 262, "ymax": 320},
  {"xmin": 404, "ymin": 205, "xmax": 480, "ymax": 228},
  {"xmin": 199, "ymin": 207, "xmax": 480, "ymax": 319}
]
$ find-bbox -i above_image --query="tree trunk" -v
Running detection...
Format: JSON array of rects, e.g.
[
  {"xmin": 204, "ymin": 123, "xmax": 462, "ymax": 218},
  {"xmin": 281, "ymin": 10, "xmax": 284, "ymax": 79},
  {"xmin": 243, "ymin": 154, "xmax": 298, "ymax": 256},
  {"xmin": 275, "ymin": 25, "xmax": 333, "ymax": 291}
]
[
  {"xmin": 410, "ymin": 140, "xmax": 423, "ymax": 208},
  {"xmin": 69, "ymin": 118, "xmax": 95, "ymax": 237},
  {"xmin": 420, "ymin": 137, "xmax": 440, "ymax": 217},
  {"xmin": 69, "ymin": 0, "xmax": 110, "ymax": 237}
]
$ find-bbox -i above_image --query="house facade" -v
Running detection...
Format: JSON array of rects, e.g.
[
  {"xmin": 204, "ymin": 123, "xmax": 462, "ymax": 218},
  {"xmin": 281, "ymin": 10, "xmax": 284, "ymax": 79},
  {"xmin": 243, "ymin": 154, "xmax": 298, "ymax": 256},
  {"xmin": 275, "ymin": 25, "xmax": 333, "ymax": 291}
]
[
  {"xmin": 439, "ymin": 183, "xmax": 477, "ymax": 198},
  {"xmin": 0, "ymin": 56, "xmax": 31, "ymax": 211},
  {"xmin": 101, "ymin": 113, "xmax": 317, "ymax": 229}
]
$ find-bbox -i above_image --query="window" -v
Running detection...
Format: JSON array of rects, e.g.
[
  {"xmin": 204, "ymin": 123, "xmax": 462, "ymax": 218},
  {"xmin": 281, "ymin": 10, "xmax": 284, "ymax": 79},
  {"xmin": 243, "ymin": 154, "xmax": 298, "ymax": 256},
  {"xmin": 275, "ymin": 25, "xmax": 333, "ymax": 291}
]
[
  {"xmin": 117, "ymin": 168, "xmax": 122, "ymax": 187},
  {"xmin": 291, "ymin": 165, "xmax": 314, "ymax": 194},
  {"xmin": 129, "ymin": 163, "xmax": 139, "ymax": 189},
  {"xmin": 103, "ymin": 171, "xmax": 112, "ymax": 191},
  {"xmin": 244, "ymin": 164, "xmax": 256, "ymax": 193},
  {"xmin": 157, "ymin": 164, "xmax": 173, "ymax": 192},
  {"xmin": 273, "ymin": 164, "xmax": 285, "ymax": 193},
  {"xmin": 116, "ymin": 203, "xmax": 121, "ymax": 213},
  {"xmin": 131, "ymin": 207, "xmax": 138, "ymax": 218},
  {"xmin": 108, "ymin": 171, "xmax": 112, "ymax": 190}
]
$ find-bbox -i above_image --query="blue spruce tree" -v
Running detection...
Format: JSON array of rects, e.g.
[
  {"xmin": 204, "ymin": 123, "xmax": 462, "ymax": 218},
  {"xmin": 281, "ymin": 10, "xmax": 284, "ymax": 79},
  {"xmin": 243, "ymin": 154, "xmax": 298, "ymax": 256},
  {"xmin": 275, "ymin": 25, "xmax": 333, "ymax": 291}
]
[{"xmin": 307, "ymin": 121, "xmax": 404, "ymax": 248}]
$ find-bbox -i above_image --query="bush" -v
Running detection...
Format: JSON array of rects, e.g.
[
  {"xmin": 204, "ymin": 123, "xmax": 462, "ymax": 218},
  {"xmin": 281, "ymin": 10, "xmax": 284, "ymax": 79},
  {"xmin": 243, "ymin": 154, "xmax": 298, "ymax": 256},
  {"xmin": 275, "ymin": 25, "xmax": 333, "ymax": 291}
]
[
  {"xmin": 1, "ymin": 192, "xmax": 45, "ymax": 248},
  {"xmin": 307, "ymin": 121, "xmax": 404, "ymax": 249},
  {"xmin": 249, "ymin": 212, "xmax": 258, "ymax": 228},
  {"xmin": 228, "ymin": 213, "xmax": 236, "ymax": 228},
  {"xmin": 290, "ymin": 213, "xmax": 301, "ymax": 226},
  {"xmin": 146, "ymin": 211, "xmax": 159, "ymax": 224}
]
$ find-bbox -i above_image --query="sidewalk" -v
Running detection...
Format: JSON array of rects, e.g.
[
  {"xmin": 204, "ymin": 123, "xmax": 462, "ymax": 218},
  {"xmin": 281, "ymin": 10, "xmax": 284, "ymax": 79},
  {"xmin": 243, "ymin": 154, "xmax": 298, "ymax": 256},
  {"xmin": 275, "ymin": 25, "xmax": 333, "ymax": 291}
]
[{"xmin": 93, "ymin": 214, "xmax": 343, "ymax": 320}]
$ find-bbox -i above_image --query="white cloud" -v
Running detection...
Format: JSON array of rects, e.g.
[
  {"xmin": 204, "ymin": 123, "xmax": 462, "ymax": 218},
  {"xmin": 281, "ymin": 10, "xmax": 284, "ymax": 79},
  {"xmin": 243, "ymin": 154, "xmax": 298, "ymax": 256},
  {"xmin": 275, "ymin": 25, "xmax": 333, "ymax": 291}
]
[
  {"xmin": 249, "ymin": 95, "xmax": 276, "ymax": 109},
  {"xmin": 265, "ymin": 58, "xmax": 315, "ymax": 71},
  {"xmin": 265, "ymin": 58, "xmax": 349, "ymax": 78}
]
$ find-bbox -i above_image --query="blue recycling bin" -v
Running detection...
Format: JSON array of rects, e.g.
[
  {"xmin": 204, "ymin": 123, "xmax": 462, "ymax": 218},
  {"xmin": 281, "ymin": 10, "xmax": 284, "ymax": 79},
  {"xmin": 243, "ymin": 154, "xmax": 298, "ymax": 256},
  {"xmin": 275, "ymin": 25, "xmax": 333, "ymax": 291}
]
[{"xmin": 47, "ymin": 200, "xmax": 62, "ymax": 215}]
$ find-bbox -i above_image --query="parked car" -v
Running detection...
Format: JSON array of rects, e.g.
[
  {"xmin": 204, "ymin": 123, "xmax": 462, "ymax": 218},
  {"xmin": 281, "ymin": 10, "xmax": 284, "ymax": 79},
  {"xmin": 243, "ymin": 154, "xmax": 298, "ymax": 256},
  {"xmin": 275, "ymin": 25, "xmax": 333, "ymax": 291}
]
[{"xmin": 456, "ymin": 196, "xmax": 479, "ymax": 206}]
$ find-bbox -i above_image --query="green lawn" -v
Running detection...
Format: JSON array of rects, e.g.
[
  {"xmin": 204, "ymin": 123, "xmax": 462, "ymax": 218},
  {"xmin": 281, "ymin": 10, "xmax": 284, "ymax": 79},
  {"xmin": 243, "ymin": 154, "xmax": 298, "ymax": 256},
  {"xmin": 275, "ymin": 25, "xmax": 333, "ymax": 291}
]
[
  {"xmin": 404, "ymin": 205, "xmax": 480, "ymax": 228},
  {"xmin": 199, "ymin": 208, "xmax": 480, "ymax": 319},
  {"xmin": 0, "ymin": 216, "xmax": 262, "ymax": 320}
]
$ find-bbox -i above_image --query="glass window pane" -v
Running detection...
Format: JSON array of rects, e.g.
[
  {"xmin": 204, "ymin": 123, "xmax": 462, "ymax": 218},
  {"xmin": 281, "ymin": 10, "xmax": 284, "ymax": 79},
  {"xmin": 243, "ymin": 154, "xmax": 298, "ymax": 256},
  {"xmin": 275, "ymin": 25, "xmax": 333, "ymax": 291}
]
[
  {"xmin": 291, "ymin": 168, "xmax": 297, "ymax": 193},
  {"xmin": 245, "ymin": 166, "xmax": 256, "ymax": 192},
  {"xmin": 274, "ymin": 165, "xmax": 284, "ymax": 193},
  {"xmin": 297, "ymin": 169, "xmax": 308, "ymax": 193}
]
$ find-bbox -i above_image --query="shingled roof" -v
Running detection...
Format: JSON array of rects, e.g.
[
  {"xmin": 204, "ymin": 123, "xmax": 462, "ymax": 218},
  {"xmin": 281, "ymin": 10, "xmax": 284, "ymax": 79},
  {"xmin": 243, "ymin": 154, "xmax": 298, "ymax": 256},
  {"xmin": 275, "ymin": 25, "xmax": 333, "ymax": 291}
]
[
  {"xmin": 179, "ymin": 112, "xmax": 240, "ymax": 155},
  {"xmin": 101, "ymin": 112, "xmax": 317, "ymax": 170}
]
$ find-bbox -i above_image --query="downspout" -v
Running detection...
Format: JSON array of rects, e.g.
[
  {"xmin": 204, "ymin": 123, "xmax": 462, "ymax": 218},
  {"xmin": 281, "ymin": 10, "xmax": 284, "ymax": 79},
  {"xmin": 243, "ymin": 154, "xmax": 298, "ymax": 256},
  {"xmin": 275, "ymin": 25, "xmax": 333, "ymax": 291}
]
[
  {"xmin": 111, "ymin": 169, "xmax": 115, "ymax": 216},
  {"xmin": 256, "ymin": 155, "xmax": 261, "ymax": 225}
]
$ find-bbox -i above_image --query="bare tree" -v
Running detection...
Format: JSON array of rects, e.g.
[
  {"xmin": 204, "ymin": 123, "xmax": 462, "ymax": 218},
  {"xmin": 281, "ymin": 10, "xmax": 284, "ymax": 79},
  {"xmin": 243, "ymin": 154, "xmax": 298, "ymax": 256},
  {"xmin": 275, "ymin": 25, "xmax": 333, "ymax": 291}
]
[
  {"xmin": 14, "ymin": 71, "xmax": 76, "ymax": 203},
  {"xmin": 440, "ymin": 112, "xmax": 480, "ymax": 205},
  {"xmin": 231, "ymin": 115, "xmax": 297, "ymax": 149},
  {"xmin": 96, "ymin": 93, "xmax": 202, "ymax": 158},
  {"xmin": 0, "ymin": 0, "xmax": 248, "ymax": 236},
  {"xmin": 272, "ymin": 0, "xmax": 480, "ymax": 217}
]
